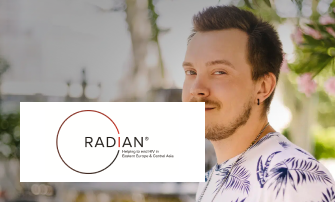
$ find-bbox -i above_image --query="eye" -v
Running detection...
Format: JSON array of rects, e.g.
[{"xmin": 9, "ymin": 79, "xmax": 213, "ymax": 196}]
[
  {"xmin": 185, "ymin": 70, "xmax": 196, "ymax": 75},
  {"xmin": 213, "ymin": 71, "xmax": 226, "ymax": 75}
]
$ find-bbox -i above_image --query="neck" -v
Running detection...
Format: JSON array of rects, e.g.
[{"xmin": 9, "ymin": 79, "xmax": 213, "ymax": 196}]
[{"xmin": 210, "ymin": 115, "xmax": 276, "ymax": 165}]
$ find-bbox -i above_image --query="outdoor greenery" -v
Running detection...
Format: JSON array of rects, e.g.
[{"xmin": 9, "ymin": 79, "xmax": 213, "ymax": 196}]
[
  {"xmin": 240, "ymin": 0, "xmax": 335, "ymax": 158},
  {"xmin": 0, "ymin": 113, "xmax": 20, "ymax": 159},
  {"xmin": 284, "ymin": 1, "xmax": 335, "ymax": 159},
  {"xmin": 313, "ymin": 126, "xmax": 335, "ymax": 159},
  {"xmin": 0, "ymin": 57, "xmax": 20, "ymax": 159},
  {"xmin": 0, "ymin": 0, "xmax": 335, "ymax": 160}
]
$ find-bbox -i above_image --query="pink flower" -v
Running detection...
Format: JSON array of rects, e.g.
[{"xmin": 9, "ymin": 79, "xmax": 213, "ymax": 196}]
[
  {"xmin": 326, "ymin": 27, "xmax": 335, "ymax": 37},
  {"xmin": 280, "ymin": 55, "xmax": 290, "ymax": 73},
  {"xmin": 297, "ymin": 73, "xmax": 317, "ymax": 97},
  {"xmin": 319, "ymin": 15, "xmax": 335, "ymax": 25},
  {"xmin": 304, "ymin": 27, "xmax": 322, "ymax": 40},
  {"xmin": 324, "ymin": 77, "xmax": 335, "ymax": 96},
  {"xmin": 291, "ymin": 28, "xmax": 303, "ymax": 44}
]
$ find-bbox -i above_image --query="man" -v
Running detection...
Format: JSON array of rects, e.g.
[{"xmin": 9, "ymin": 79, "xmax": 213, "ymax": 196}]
[{"xmin": 182, "ymin": 5, "xmax": 335, "ymax": 202}]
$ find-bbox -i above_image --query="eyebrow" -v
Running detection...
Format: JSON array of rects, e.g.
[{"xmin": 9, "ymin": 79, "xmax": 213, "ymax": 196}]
[{"xmin": 182, "ymin": 59, "xmax": 235, "ymax": 69}]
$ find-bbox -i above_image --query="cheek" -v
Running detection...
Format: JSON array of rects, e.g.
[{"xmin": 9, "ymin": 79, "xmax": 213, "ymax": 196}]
[
  {"xmin": 211, "ymin": 79, "xmax": 252, "ymax": 108},
  {"xmin": 209, "ymin": 80, "xmax": 243, "ymax": 112},
  {"xmin": 182, "ymin": 80, "xmax": 191, "ymax": 102},
  {"xmin": 210, "ymin": 80, "xmax": 234, "ymax": 101}
]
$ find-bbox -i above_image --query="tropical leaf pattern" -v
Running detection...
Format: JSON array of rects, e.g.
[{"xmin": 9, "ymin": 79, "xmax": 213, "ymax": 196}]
[
  {"xmin": 215, "ymin": 156, "xmax": 251, "ymax": 195},
  {"xmin": 198, "ymin": 132, "xmax": 335, "ymax": 202},
  {"xmin": 279, "ymin": 141, "xmax": 289, "ymax": 149},
  {"xmin": 295, "ymin": 148, "xmax": 319, "ymax": 162},
  {"xmin": 230, "ymin": 198, "xmax": 246, "ymax": 202},
  {"xmin": 319, "ymin": 187, "xmax": 335, "ymax": 202},
  {"xmin": 268, "ymin": 157, "xmax": 333, "ymax": 197},
  {"xmin": 257, "ymin": 151, "xmax": 282, "ymax": 188}
]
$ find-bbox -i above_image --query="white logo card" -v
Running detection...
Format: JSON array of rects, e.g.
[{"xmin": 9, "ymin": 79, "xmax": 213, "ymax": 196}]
[{"xmin": 20, "ymin": 102, "xmax": 205, "ymax": 182}]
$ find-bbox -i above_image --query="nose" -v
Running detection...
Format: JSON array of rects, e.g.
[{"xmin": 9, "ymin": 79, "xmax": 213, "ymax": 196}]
[{"xmin": 190, "ymin": 78, "xmax": 209, "ymax": 98}]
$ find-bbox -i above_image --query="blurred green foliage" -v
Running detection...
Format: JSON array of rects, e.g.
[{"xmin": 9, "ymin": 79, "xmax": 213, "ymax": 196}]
[
  {"xmin": 290, "ymin": 23, "xmax": 335, "ymax": 79},
  {"xmin": 238, "ymin": 0, "xmax": 335, "ymax": 79},
  {"xmin": 0, "ymin": 55, "xmax": 20, "ymax": 159},
  {"xmin": 240, "ymin": 0, "xmax": 335, "ymax": 158},
  {"xmin": 317, "ymin": 90, "xmax": 335, "ymax": 128},
  {"xmin": 239, "ymin": 0, "xmax": 285, "ymax": 23},
  {"xmin": 0, "ymin": 113, "xmax": 20, "ymax": 159},
  {"xmin": 313, "ymin": 126, "xmax": 335, "ymax": 159},
  {"xmin": 282, "ymin": 127, "xmax": 292, "ymax": 141}
]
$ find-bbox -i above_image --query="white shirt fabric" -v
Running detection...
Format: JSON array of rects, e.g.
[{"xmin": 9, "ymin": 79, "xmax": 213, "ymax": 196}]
[{"xmin": 196, "ymin": 132, "xmax": 335, "ymax": 202}]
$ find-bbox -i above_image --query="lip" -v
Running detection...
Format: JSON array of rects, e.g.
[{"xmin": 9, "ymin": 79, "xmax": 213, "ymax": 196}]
[{"xmin": 205, "ymin": 108, "xmax": 215, "ymax": 111}]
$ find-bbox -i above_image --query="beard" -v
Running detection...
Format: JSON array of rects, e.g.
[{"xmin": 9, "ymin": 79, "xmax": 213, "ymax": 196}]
[{"xmin": 205, "ymin": 98, "xmax": 253, "ymax": 141}]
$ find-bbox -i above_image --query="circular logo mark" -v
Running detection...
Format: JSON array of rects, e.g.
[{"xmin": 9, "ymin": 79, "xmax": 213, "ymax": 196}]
[{"xmin": 56, "ymin": 110, "xmax": 119, "ymax": 174}]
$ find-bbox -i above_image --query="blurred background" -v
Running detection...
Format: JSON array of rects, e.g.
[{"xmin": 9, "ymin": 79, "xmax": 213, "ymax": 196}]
[{"xmin": 0, "ymin": 0, "xmax": 335, "ymax": 201}]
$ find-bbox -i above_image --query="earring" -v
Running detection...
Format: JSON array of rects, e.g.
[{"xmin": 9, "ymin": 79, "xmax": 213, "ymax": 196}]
[{"xmin": 257, "ymin": 99, "xmax": 260, "ymax": 105}]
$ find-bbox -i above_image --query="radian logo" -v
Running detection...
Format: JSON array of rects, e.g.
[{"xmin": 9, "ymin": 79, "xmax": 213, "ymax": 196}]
[
  {"xmin": 84, "ymin": 136, "xmax": 144, "ymax": 148},
  {"xmin": 56, "ymin": 110, "xmax": 145, "ymax": 174}
]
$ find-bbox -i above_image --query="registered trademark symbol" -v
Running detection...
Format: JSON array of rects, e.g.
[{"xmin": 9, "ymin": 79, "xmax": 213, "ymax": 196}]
[{"xmin": 145, "ymin": 137, "xmax": 149, "ymax": 141}]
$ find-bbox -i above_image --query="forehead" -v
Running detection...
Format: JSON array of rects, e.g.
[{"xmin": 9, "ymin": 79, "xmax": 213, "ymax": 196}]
[{"xmin": 185, "ymin": 29, "xmax": 249, "ymax": 67}]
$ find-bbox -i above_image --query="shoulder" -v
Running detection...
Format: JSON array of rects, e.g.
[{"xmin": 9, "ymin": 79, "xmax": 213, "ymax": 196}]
[
  {"xmin": 252, "ymin": 132, "xmax": 320, "ymax": 164},
  {"xmin": 255, "ymin": 133, "xmax": 335, "ymax": 201}
]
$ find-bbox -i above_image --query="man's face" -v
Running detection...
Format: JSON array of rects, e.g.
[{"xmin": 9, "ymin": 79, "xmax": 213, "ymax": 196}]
[{"xmin": 182, "ymin": 29, "xmax": 256, "ymax": 141}]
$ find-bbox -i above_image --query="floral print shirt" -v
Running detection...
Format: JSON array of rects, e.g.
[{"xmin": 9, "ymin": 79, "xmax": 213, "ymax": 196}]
[{"xmin": 196, "ymin": 132, "xmax": 335, "ymax": 202}]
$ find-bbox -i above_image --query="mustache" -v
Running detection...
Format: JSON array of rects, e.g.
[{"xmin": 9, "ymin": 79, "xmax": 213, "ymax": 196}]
[{"xmin": 189, "ymin": 97, "xmax": 222, "ymax": 109}]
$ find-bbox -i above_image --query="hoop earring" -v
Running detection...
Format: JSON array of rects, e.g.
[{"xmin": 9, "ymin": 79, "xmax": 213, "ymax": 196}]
[{"xmin": 257, "ymin": 99, "xmax": 260, "ymax": 105}]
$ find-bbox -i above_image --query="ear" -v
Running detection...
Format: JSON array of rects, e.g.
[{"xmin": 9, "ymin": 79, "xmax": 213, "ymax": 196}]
[{"xmin": 256, "ymin": 73, "xmax": 276, "ymax": 104}]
